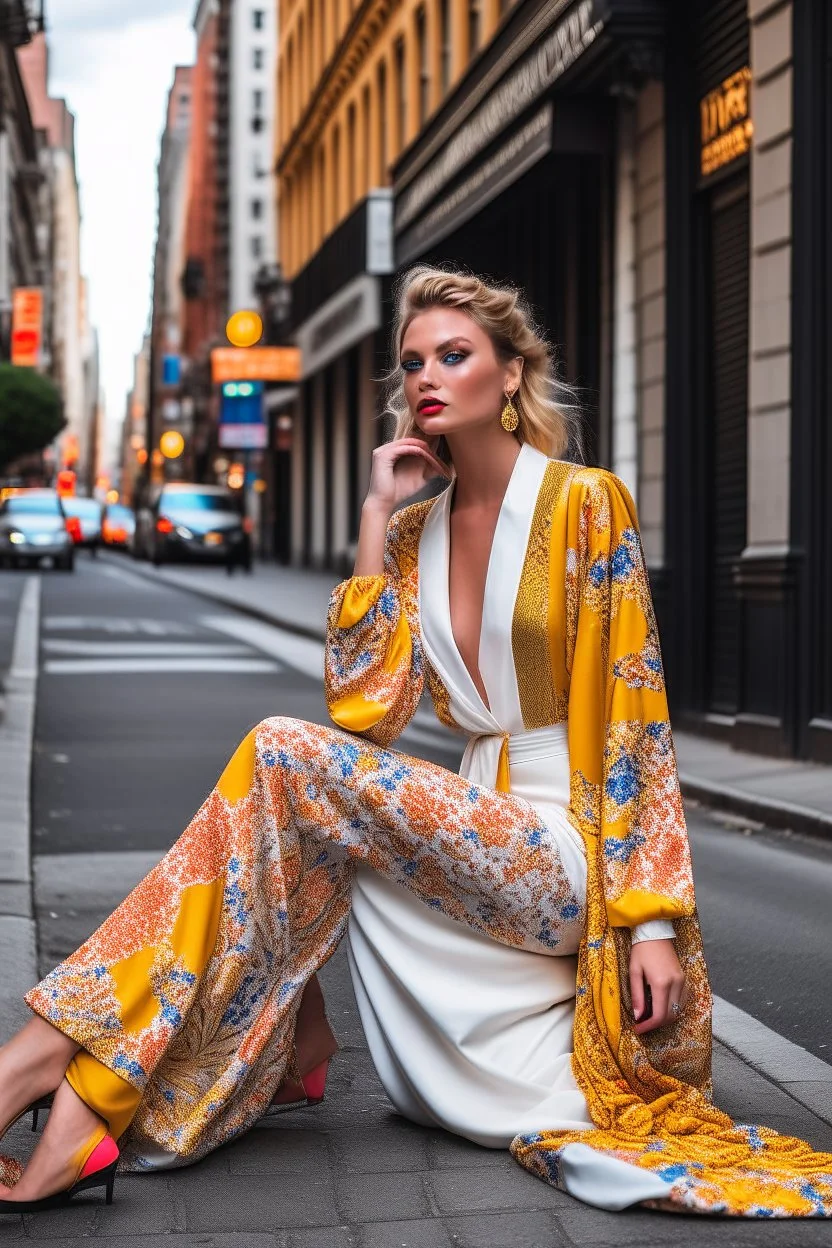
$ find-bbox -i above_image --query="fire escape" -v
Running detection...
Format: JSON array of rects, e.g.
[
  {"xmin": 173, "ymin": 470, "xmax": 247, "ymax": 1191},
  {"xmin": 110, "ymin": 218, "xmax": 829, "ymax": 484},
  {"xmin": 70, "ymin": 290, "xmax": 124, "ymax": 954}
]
[{"xmin": 0, "ymin": 0, "xmax": 45, "ymax": 47}]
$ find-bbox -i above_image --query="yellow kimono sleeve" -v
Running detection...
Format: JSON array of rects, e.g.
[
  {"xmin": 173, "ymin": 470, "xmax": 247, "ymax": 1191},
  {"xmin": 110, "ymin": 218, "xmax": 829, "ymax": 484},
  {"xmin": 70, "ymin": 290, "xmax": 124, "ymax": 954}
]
[
  {"xmin": 324, "ymin": 564, "xmax": 423, "ymax": 748},
  {"xmin": 567, "ymin": 469, "xmax": 696, "ymax": 931}
]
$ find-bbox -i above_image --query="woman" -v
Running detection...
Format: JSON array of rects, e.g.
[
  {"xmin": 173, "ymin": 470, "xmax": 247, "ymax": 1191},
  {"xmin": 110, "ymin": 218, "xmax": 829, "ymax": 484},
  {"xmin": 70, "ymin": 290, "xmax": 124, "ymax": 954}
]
[{"xmin": 0, "ymin": 267, "xmax": 829, "ymax": 1217}]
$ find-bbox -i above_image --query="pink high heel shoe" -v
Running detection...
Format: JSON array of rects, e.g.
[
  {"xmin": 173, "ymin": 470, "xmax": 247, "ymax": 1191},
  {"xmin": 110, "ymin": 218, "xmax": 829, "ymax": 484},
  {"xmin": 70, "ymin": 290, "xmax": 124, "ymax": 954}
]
[
  {"xmin": 267, "ymin": 1057, "xmax": 330, "ymax": 1114},
  {"xmin": 0, "ymin": 1128, "xmax": 119, "ymax": 1213}
]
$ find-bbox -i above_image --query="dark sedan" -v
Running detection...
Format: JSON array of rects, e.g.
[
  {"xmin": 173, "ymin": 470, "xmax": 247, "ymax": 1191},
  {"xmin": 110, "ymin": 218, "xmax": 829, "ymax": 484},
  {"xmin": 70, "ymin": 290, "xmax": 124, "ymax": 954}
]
[
  {"xmin": 0, "ymin": 490, "xmax": 75, "ymax": 570},
  {"xmin": 140, "ymin": 485, "xmax": 252, "ymax": 570}
]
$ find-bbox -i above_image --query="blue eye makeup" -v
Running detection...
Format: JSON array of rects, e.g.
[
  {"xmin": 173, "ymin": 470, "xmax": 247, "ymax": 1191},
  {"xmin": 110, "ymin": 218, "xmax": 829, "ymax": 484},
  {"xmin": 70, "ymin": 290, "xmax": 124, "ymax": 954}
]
[{"xmin": 400, "ymin": 349, "xmax": 467, "ymax": 372}]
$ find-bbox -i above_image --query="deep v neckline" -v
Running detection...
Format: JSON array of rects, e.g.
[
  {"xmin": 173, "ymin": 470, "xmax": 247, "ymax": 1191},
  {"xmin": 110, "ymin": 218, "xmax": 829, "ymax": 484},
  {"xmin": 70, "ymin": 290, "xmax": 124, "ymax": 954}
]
[{"xmin": 444, "ymin": 446, "xmax": 526, "ymax": 715}]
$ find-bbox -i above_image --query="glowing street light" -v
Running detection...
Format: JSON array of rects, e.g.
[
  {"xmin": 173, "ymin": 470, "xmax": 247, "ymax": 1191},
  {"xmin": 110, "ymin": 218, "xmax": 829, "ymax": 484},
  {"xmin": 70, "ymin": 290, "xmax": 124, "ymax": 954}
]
[
  {"xmin": 226, "ymin": 310, "xmax": 263, "ymax": 348},
  {"xmin": 160, "ymin": 430, "xmax": 185, "ymax": 459}
]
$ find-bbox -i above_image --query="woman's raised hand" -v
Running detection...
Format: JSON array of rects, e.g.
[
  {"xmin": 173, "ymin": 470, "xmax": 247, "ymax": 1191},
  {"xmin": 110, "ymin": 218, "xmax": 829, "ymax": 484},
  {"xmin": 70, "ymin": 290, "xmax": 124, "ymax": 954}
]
[{"xmin": 364, "ymin": 437, "xmax": 451, "ymax": 515}]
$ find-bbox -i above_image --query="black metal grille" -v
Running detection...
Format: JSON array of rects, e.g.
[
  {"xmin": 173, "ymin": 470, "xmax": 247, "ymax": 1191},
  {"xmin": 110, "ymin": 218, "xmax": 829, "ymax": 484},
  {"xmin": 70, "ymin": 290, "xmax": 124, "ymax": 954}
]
[
  {"xmin": 695, "ymin": 0, "xmax": 750, "ymax": 95},
  {"xmin": 707, "ymin": 185, "xmax": 749, "ymax": 716}
]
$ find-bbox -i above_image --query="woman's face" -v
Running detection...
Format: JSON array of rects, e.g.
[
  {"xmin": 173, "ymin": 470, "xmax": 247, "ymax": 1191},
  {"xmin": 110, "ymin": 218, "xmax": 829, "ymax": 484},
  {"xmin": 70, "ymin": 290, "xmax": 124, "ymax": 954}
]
[{"xmin": 400, "ymin": 308, "xmax": 521, "ymax": 439}]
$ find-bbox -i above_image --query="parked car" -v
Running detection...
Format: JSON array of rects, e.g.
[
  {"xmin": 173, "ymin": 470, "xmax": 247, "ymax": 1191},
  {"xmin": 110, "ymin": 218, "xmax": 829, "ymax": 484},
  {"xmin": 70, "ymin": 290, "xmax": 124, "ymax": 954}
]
[
  {"xmin": 61, "ymin": 496, "xmax": 103, "ymax": 555},
  {"xmin": 101, "ymin": 503, "xmax": 135, "ymax": 548},
  {"xmin": 134, "ymin": 484, "xmax": 251, "ymax": 570},
  {"xmin": 0, "ymin": 489, "xmax": 75, "ymax": 570}
]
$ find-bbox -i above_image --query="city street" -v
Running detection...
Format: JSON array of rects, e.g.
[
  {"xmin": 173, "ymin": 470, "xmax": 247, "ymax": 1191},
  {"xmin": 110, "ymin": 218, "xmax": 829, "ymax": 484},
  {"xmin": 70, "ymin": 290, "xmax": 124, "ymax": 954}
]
[{"xmin": 0, "ymin": 555, "xmax": 829, "ymax": 1245}]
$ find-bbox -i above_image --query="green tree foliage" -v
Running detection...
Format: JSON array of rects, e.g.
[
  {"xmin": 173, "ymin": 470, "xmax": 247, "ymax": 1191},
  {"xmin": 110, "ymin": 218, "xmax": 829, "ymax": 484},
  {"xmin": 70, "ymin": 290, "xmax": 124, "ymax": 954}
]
[{"xmin": 0, "ymin": 364, "xmax": 65, "ymax": 470}]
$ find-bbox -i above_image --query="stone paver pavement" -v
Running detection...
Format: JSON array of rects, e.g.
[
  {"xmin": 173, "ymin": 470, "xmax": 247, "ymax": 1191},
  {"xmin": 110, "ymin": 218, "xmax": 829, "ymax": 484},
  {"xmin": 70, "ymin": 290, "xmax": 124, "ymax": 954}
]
[{"xmin": 3, "ymin": 943, "xmax": 832, "ymax": 1247}]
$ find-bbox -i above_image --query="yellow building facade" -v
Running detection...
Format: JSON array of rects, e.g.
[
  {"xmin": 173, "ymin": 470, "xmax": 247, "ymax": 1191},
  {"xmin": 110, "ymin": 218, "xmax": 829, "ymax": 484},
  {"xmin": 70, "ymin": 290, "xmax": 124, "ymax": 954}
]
[{"xmin": 276, "ymin": 0, "xmax": 514, "ymax": 276}]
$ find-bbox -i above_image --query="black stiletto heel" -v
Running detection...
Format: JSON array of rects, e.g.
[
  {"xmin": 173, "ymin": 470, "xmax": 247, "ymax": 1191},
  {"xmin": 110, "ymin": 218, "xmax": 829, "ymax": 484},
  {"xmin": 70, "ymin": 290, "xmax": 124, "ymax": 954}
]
[
  {"xmin": 0, "ymin": 1132, "xmax": 119, "ymax": 1213},
  {"xmin": 30, "ymin": 1095, "xmax": 53, "ymax": 1132}
]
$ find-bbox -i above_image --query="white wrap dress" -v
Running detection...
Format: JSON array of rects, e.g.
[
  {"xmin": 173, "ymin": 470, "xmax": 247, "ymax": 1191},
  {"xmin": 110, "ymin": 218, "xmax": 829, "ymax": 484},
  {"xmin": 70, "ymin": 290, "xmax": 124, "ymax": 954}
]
[{"xmin": 346, "ymin": 444, "xmax": 674, "ymax": 1200}]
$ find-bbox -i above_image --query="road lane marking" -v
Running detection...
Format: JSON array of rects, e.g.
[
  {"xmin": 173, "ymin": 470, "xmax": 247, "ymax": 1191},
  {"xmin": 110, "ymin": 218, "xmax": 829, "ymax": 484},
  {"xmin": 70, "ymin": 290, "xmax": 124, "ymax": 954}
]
[
  {"xmin": 43, "ymin": 657, "xmax": 281, "ymax": 675},
  {"xmin": 42, "ymin": 640, "xmax": 254, "ymax": 657},
  {"xmin": 200, "ymin": 614, "xmax": 325, "ymax": 680},
  {"xmin": 44, "ymin": 616, "xmax": 197, "ymax": 635}
]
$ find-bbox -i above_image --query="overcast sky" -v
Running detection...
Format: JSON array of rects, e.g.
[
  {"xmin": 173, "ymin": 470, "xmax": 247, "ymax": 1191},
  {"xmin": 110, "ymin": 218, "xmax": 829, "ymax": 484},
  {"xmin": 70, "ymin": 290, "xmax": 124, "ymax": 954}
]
[{"xmin": 46, "ymin": 0, "xmax": 196, "ymax": 464}]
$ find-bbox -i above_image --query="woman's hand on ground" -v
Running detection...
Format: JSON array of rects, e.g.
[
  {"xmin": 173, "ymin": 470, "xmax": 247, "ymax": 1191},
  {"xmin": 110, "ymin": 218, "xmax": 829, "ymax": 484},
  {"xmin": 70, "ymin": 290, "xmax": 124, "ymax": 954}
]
[
  {"xmin": 629, "ymin": 938, "xmax": 686, "ymax": 1034},
  {"xmin": 364, "ymin": 437, "xmax": 451, "ymax": 515}
]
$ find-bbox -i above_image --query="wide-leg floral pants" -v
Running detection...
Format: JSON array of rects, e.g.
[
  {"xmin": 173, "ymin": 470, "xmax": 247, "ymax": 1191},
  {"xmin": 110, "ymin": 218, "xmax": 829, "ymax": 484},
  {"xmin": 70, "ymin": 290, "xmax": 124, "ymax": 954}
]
[{"xmin": 25, "ymin": 717, "xmax": 583, "ymax": 1171}]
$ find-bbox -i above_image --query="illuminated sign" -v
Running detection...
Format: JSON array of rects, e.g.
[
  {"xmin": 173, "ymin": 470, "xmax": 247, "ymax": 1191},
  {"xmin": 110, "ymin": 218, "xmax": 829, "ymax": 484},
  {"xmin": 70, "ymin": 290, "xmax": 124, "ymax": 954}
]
[
  {"xmin": 700, "ymin": 67, "xmax": 753, "ymax": 178},
  {"xmin": 218, "ymin": 380, "xmax": 267, "ymax": 449},
  {"xmin": 11, "ymin": 288, "xmax": 44, "ymax": 367},
  {"xmin": 211, "ymin": 346, "xmax": 302, "ymax": 384}
]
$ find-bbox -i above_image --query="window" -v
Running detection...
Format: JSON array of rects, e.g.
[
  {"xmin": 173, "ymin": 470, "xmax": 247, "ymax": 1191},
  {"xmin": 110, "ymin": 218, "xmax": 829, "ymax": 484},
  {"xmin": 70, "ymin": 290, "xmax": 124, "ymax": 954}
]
[
  {"xmin": 251, "ymin": 116, "xmax": 265, "ymax": 133},
  {"xmin": 468, "ymin": 0, "xmax": 481, "ymax": 56},
  {"xmin": 251, "ymin": 198, "xmax": 263, "ymax": 219},
  {"xmin": 362, "ymin": 85, "xmax": 371, "ymax": 194},
  {"xmin": 253, "ymin": 88, "xmax": 264, "ymax": 112},
  {"xmin": 346, "ymin": 103, "xmax": 356, "ymax": 205},
  {"xmin": 252, "ymin": 8, "xmax": 265, "ymax": 28},
  {"xmin": 394, "ymin": 37, "xmax": 406, "ymax": 153},
  {"xmin": 439, "ymin": 0, "xmax": 451, "ymax": 96},
  {"xmin": 253, "ymin": 151, "xmax": 267, "ymax": 178},
  {"xmin": 253, "ymin": 47, "xmax": 264, "ymax": 69},
  {"xmin": 332, "ymin": 124, "xmax": 341, "ymax": 220},
  {"xmin": 251, "ymin": 236, "xmax": 263, "ymax": 258},
  {"xmin": 415, "ymin": 7, "xmax": 429, "ymax": 126},
  {"xmin": 377, "ymin": 59, "xmax": 387, "ymax": 182}
]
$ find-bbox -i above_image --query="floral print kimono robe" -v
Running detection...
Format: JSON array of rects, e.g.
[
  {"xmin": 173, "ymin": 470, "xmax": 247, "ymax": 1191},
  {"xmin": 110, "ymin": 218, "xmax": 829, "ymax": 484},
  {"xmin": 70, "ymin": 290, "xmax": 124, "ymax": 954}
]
[{"xmin": 19, "ymin": 444, "xmax": 832, "ymax": 1217}]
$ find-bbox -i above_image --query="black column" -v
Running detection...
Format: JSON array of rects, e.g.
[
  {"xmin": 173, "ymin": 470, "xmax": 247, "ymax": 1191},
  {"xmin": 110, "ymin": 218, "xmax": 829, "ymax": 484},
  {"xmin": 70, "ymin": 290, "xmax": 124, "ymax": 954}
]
[{"xmin": 790, "ymin": 0, "xmax": 832, "ymax": 762}]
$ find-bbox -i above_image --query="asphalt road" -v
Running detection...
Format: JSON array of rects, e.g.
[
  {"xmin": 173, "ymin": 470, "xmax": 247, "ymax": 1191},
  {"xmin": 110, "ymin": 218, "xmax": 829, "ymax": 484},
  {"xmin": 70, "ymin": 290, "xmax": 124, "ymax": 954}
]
[{"xmin": 24, "ymin": 554, "xmax": 832, "ymax": 1063}]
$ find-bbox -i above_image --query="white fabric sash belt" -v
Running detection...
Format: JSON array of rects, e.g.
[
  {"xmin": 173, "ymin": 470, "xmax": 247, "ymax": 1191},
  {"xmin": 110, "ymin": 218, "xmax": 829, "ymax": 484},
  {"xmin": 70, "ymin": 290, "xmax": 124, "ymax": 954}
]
[{"xmin": 459, "ymin": 722, "xmax": 569, "ymax": 790}]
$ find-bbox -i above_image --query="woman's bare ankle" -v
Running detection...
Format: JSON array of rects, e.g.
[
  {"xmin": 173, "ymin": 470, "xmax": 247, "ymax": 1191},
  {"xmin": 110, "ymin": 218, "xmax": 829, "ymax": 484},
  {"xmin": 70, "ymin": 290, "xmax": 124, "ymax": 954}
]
[
  {"xmin": 0, "ymin": 1017, "xmax": 79, "ymax": 1126},
  {"xmin": 3, "ymin": 1079, "xmax": 106, "ymax": 1201}
]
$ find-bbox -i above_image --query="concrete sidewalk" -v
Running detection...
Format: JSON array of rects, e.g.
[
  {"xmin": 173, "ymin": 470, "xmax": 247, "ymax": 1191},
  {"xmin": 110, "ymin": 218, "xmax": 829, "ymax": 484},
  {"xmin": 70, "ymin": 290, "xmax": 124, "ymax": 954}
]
[{"xmin": 114, "ymin": 553, "xmax": 832, "ymax": 840}]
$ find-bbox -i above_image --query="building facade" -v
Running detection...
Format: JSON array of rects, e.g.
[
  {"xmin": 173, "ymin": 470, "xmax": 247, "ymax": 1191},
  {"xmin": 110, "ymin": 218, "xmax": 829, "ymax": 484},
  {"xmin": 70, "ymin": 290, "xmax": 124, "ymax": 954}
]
[
  {"xmin": 229, "ymin": 0, "xmax": 277, "ymax": 313},
  {"xmin": 148, "ymin": 66, "xmax": 193, "ymax": 481},
  {"xmin": 17, "ymin": 30, "xmax": 94, "ymax": 484},
  {"xmin": 660, "ymin": 0, "xmax": 831, "ymax": 764},
  {"xmin": 0, "ymin": 35, "xmax": 48, "ymax": 363},
  {"xmin": 274, "ymin": 0, "xmax": 829, "ymax": 762}
]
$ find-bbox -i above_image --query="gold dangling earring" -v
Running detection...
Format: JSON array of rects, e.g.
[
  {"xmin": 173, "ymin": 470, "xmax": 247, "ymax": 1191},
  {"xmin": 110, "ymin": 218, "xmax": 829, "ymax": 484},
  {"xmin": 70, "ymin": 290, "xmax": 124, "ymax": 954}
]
[{"xmin": 501, "ymin": 391, "xmax": 519, "ymax": 433}]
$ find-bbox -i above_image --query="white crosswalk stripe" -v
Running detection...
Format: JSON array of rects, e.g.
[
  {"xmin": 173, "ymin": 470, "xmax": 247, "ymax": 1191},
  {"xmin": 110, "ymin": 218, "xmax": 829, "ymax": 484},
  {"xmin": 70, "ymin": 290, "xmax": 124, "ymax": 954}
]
[
  {"xmin": 44, "ymin": 657, "xmax": 281, "ymax": 675},
  {"xmin": 43, "ymin": 639, "xmax": 253, "ymax": 657},
  {"xmin": 44, "ymin": 616, "xmax": 197, "ymax": 636}
]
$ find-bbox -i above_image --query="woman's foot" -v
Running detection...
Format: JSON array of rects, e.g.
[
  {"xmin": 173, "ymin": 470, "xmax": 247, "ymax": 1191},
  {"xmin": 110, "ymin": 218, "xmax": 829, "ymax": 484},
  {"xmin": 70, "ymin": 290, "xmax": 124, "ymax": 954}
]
[
  {"xmin": 0, "ymin": 1079, "xmax": 105, "ymax": 1204},
  {"xmin": 0, "ymin": 1018, "xmax": 79, "ymax": 1138}
]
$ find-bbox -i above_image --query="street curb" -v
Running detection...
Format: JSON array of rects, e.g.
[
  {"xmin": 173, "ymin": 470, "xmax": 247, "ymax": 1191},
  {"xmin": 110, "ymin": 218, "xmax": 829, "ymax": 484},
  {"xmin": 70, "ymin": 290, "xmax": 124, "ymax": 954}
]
[
  {"xmin": 104, "ymin": 554, "xmax": 832, "ymax": 843},
  {"xmin": 99, "ymin": 552, "xmax": 329, "ymax": 644},
  {"xmin": 712, "ymin": 995, "xmax": 832, "ymax": 1131},
  {"xmin": 678, "ymin": 773, "xmax": 832, "ymax": 842},
  {"xmin": 0, "ymin": 577, "xmax": 40, "ymax": 1042}
]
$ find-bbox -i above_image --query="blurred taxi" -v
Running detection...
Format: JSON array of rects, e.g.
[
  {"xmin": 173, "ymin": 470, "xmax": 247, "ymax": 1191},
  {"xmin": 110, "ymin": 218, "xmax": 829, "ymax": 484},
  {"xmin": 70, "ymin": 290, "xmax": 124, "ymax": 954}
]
[
  {"xmin": 0, "ymin": 489, "xmax": 75, "ymax": 570},
  {"xmin": 101, "ymin": 502, "xmax": 135, "ymax": 548}
]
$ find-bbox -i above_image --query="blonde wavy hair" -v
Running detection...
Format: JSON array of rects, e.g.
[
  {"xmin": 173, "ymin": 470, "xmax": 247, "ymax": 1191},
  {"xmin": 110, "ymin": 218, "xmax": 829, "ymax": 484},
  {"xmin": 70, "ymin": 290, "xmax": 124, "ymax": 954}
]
[{"xmin": 383, "ymin": 264, "xmax": 584, "ymax": 463}]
